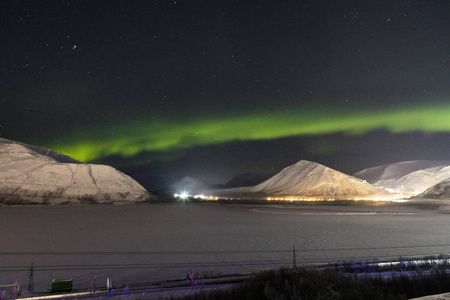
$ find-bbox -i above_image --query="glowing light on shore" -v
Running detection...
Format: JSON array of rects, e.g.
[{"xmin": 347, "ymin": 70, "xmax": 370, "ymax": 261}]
[
  {"xmin": 180, "ymin": 194, "xmax": 408, "ymax": 202},
  {"xmin": 174, "ymin": 191, "xmax": 190, "ymax": 200},
  {"xmin": 266, "ymin": 196, "xmax": 406, "ymax": 202},
  {"xmin": 266, "ymin": 196, "xmax": 407, "ymax": 202}
]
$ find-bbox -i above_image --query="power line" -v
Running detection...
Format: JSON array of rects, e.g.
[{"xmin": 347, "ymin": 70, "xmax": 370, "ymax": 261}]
[
  {"xmin": 1, "ymin": 243, "xmax": 449, "ymax": 257},
  {"xmin": 0, "ymin": 250, "xmax": 289, "ymax": 256},
  {"xmin": 1, "ymin": 244, "xmax": 449, "ymax": 274},
  {"xmin": 1, "ymin": 252, "xmax": 449, "ymax": 273},
  {"xmin": 0, "ymin": 259, "xmax": 293, "ymax": 272}
]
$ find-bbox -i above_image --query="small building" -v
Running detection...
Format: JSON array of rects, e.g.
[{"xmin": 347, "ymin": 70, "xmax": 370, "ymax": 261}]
[{"xmin": 51, "ymin": 278, "xmax": 73, "ymax": 293}]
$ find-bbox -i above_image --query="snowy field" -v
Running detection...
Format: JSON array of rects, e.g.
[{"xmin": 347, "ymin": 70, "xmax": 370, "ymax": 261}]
[{"xmin": 0, "ymin": 202, "xmax": 449, "ymax": 293}]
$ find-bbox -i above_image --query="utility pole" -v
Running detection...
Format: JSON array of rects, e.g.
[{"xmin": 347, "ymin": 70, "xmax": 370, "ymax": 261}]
[
  {"xmin": 28, "ymin": 262, "xmax": 34, "ymax": 293},
  {"xmin": 293, "ymin": 245, "xmax": 297, "ymax": 269}
]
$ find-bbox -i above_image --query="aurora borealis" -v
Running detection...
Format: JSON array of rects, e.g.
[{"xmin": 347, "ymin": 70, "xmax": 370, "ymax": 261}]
[
  {"xmin": 1, "ymin": 1, "xmax": 450, "ymax": 188},
  {"xmin": 45, "ymin": 103, "xmax": 450, "ymax": 162}
]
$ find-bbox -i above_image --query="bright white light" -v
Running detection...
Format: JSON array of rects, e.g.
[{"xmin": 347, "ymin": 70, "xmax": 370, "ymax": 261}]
[
  {"xmin": 179, "ymin": 191, "xmax": 189, "ymax": 200},
  {"xmin": 392, "ymin": 199, "xmax": 409, "ymax": 203}
]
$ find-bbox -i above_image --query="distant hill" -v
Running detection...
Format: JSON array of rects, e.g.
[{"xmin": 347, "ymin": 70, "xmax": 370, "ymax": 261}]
[
  {"xmin": 217, "ymin": 160, "xmax": 396, "ymax": 200},
  {"xmin": 354, "ymin": 160, "xmax": 450, "ymax": 196},
  {"xmin": 0, "ymin": 138, "xmax": 154, "ymax": 204},
  {"xmin": 223, "ymin": 172, "xmax": 272, "ymax": 188}
]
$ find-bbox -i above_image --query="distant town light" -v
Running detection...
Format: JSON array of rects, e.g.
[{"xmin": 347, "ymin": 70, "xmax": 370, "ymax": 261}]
[{"xmin": 179, "ymin": 191, "xmax": 189, "ymax": 200}]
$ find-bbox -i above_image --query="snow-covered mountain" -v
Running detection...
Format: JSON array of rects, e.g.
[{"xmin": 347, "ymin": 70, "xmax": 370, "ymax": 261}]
[
  {"xmin": 0, "ymin": 138, "xmax": 154, "ymax": 204},
  {"xmin": 415, "ymin": 178, "xmax": 450, "ymax": 200},
  {"xmin": 354, "ymin": 160, "xmax": 450, "ymax": 196},
  {"xmin": 353, "ymin": 160, "xmax": 449, "ymax": 183},
  {"xmin": 217, "ymin": 160, "xmax": 397, "ymax": 200}
]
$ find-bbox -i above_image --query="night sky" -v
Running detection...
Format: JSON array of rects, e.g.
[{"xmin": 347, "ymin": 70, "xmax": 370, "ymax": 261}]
[{"xmin": 1, "ymin": 1, "xmax": 450, "ymax": 189}]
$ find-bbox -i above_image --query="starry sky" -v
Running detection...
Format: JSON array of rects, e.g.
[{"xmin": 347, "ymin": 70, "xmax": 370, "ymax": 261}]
[{"xmin": 1, "ymin": 1, "xmax": 450, "ymax": 190}]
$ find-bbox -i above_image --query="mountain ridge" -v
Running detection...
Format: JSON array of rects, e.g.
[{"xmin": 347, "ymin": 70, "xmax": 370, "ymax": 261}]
[
  {"xmin": 217, "ymin": 160, "xmax": 396, "ymax": 199},
  {"xmin": 354, "ymin": 160, "xmax": 450, "ymax": 196},
  {"xmin": 0, "ymin": 139, "xmax": 154, "ymax": 204}
]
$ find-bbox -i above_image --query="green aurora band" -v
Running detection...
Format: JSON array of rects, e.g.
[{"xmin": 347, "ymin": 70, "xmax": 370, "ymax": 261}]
[{"xmin": 48, "ymin": 104, "xmax": 450, "ymax": 162}]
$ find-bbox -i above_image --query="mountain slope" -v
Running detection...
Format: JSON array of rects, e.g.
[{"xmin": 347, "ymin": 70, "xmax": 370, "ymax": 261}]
[
  {"xmin": 354, "ymin": 160, "xmax": 450, "ymax": 196},
  {"xmin": 218, "ymin": 160, "xmax": 396, "ymax": 199},
  {"xmin": 0, "ymin": 139, "xmax": 153, "ymax": 204},
  {"xmin": 354, "ymin": 160, "xmax": 449, "ymax": 183},
  {"xmin": 415, "ymin": 178, "xmax": 450, "ymax": 200}
]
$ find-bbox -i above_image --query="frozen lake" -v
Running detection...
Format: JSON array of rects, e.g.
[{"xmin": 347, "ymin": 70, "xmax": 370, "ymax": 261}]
[{"xmin": 1, "ymin": 202, "xmax": 450, "ymax": 293}]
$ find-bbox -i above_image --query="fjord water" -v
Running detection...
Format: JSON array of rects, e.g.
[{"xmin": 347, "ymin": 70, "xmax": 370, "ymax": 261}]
[{"xmin": 1, "ymin": 203, "xmax": 449, "ymax": 292}]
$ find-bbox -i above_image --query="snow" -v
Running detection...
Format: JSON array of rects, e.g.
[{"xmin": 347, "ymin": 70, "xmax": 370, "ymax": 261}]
[
  {"xmin": 0, "ymin": 140, "xmax": 153, "ymax": 204},
  {"xmin": 218, "ymin": 160, "xmax": 397, "ymax": 199},
  {"xmin": 355, "ymin": 160, "xmax": 450, "ymax": 196},
  {"xmin": 354, "ymin": 160, "xmax": 450, "ymax": 183},
  {"xmin": 415, "ymin": 178, "xmax": 450, "ymax": 200},
  {"xmin": 5, "ymin": 136, "xmax": 450, "ymax": 203}
]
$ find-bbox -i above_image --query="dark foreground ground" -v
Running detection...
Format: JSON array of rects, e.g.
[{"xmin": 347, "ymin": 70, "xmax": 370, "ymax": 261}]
[
  {"xmin": 10, "ymin": 256, "xmax": 450, "ymax": 300},
  {"xmin": 124, "ymin": 262, "xmax": 450, "ymax": 300}
]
